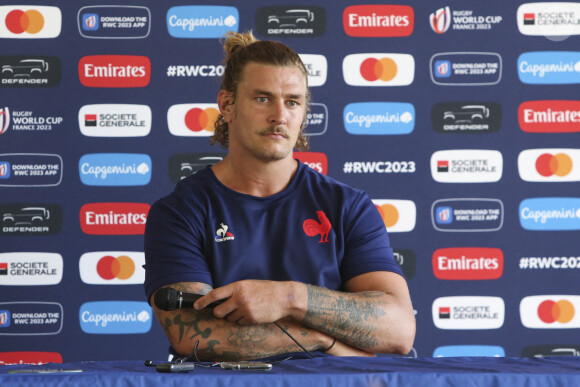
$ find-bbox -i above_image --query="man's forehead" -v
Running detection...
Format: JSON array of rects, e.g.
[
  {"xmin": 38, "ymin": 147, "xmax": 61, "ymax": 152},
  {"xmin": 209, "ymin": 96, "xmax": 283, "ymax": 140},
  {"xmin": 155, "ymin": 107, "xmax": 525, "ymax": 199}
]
[{"xmin": 240, "ymin": 62, "xmax": 307, "ymax": 90}]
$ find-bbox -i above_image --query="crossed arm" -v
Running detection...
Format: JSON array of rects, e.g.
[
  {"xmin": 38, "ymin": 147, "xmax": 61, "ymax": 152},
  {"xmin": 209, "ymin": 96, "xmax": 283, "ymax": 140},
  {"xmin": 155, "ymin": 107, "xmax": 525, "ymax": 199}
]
[{"xmin": 150, "ymin": 271, "xmax": 415, "ymax": 361}]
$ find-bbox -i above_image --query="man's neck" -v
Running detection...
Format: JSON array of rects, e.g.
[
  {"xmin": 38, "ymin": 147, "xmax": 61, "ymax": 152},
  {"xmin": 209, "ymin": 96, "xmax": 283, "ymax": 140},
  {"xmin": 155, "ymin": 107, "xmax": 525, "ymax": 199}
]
[{"xmin": 211, "ymin": 154, "xmax": 298, "ymax": 198}]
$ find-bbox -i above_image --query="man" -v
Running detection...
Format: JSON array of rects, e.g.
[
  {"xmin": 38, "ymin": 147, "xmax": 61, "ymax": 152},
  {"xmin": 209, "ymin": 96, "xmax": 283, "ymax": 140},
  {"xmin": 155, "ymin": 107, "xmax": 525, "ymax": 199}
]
[{"xmin": 144, "ymin": 31, "xmax": 415, "ymax": 361}]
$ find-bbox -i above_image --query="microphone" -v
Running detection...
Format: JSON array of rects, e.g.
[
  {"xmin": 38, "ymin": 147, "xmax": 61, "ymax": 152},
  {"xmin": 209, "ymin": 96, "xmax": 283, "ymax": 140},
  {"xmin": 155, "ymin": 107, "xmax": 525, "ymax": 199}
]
[{"xmin": 154, "ymin": 287, "xmax": 223, "ymax": 311}]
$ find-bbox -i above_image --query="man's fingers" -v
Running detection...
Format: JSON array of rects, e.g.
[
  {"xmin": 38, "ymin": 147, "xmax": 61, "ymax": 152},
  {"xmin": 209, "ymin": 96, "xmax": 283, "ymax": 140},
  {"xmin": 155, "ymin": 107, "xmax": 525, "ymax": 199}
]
[{"xmin": 194, "ymin": 286, "xmax": 233, "ymax": 310}]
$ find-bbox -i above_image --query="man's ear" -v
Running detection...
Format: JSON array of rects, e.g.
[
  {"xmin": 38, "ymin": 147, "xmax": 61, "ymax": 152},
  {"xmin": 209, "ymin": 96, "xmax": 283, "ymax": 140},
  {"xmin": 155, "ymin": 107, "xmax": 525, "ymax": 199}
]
[{"xmin": 217, "ymin": 90, "xmax": 234, "ymax": 123}]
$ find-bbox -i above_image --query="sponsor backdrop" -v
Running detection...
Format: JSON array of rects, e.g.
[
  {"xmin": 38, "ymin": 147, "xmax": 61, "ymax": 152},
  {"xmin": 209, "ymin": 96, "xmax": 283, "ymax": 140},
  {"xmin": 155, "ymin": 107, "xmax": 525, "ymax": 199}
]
[{"xmin": 1, "ymin": 0, "xmax": 579, "ymax": 363}]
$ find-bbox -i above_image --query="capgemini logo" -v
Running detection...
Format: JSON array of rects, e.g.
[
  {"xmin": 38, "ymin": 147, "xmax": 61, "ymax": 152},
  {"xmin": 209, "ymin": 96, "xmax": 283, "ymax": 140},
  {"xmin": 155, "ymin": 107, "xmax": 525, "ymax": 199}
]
[{"xmin": 430, "ymin": 7, "xmax": 451, "ymax": 34}]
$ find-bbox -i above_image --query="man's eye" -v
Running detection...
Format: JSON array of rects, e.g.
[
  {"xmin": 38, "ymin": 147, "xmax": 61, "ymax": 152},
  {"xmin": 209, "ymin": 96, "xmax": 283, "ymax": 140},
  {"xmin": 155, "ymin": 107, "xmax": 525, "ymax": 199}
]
[{"xmin": 257, "ymin": 97, "xmax": 268, "ymax": 103}]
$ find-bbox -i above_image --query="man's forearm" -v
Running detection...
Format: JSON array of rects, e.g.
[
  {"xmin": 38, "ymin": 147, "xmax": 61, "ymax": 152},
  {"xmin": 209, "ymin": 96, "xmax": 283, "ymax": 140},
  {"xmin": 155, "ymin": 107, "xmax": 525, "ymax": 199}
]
[
  {"xmin": 300, "ymin": 284, "xmax": 413, "ymax": 354},
  {"xmin": 159, "ymin": 307, "xmax": 330, "ymax": 361}
]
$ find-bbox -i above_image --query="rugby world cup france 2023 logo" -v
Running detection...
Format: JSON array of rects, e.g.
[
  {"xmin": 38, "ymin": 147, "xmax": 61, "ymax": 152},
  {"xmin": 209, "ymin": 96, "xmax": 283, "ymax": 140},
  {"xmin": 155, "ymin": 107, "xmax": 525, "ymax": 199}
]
[{"xmin": 0, "ymin": 107, "xmax": 9, "ymax": 135}]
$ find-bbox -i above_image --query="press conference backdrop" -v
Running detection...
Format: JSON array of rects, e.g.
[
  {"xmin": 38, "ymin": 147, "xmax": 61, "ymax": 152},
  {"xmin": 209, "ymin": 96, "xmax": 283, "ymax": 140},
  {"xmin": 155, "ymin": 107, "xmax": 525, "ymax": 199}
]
[{"xmin": 1, "ymin": 0, "xmax": 580, "ymax": 363}]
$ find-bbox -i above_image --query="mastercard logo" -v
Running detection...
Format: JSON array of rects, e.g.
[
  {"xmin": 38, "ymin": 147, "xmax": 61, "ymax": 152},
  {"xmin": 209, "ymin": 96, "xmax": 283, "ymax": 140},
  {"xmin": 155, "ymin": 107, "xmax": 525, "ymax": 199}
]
[
  {"xmin": 97, "ymin": 255, "xmax": 135, "ymax": 280},
  {"xmin": 0, "ymin": 6, "xmax": 61, "ymax": 38},
  {"xmin": 360, "ymin": 57, "xmax": 398, "ymax": 82},
  {"xmin": 343, "ymin": 53, "xmax": 414, "ymax": 86},
  {"xmin": 518, "ymin": 148, "xmax": 580, "ymax": 182},
  {"xmin": 535, "ymin": 153, "xmax": 573, "ymax": 177},
  {"xmin": 168, "ymin": 103, "xmax": 219, "ymax": 137},
  {"xmin": 520, "ymin": 295, "xmax": 580, "ymax": 328},
  {"xmin": 375, "ymin": 203, "xmax": 399, "ymax": 228},
  {"xmin": 537, "ymin": 299, "xmax": 575, "ymax": 324},
  {"xmin": 79, "ymin": 251, "xmax": 145, "ymax": 285},
  {"xmin": 372, "ymin": 199, "xmax": 416, "ymax": 232},
  {"xmin": 5, "ymin": 9, "xmax": 44, "ymax": 34},
  {"xmin": 184, "ymin": 107, "xmax": 219, "ymax": 133}
]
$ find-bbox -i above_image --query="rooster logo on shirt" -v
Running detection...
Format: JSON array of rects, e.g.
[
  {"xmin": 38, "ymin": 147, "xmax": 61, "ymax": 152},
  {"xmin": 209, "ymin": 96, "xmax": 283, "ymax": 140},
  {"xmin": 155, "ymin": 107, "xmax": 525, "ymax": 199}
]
[{"xmin": 303, "ymin": 211, "xmax": 332, "ymax": 243}]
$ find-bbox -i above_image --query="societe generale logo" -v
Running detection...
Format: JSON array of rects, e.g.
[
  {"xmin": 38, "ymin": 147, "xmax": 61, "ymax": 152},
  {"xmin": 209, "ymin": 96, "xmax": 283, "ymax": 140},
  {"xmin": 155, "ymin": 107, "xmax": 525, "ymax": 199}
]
[
  {"xmin": 79, "ymin": 203, "xmax": 150, "ymax": 235},
  {"xmin": 343, "ymin": 53, "xmax": 414, "ymax": 86},
  {"xmin": 0, "ymin": 6, "xmax": 61, "ymax": 38},
  {"xmin": 78, "ymin": 55, "xmax": 151, "ymax": 88},
  {"xmin": 518, "ymin": 100, "xmax": 580, "ymax": 133},
  {"xmin": 79, "ymin": 251, "xmax": 145, "ymax": 285},
  {"xmin": 431, "ymin": 149, "xmax": 503, "ymax": 183},
  {"xmin": 343, "ymin": 5, "xmax": 414, "ymax": 37},
  {"xmin": 432, "ymin": 247, "xmax": 504, "ymax": 280},
  {"xmin": 432, "ymin": 296, "xmax": 505, "ymax": 329},
  {"xmin": 517, "ymin": 3, "xmax": 580, "ymax": 39},
  {"xmin": 372, "ymin": 199, "xmax": 416, "ymax": 233},
  {"xmin": 518, "ymin": 149, "xmax": 580, "ymax": 182},
  {"xmin": 294, "ymin": 152, "xmax": 328, "ymax": 175},
  {"xmin": 520, "ymin": 295, "xmax": 580, "ymax": 328}
]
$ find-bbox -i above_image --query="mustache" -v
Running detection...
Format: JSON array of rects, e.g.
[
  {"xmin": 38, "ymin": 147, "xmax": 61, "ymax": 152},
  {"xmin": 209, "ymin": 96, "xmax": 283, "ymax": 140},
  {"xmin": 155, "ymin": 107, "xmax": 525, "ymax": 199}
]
[{"xmin": 257, "ymin": 127, "xmax": 290, "ymax": 138}]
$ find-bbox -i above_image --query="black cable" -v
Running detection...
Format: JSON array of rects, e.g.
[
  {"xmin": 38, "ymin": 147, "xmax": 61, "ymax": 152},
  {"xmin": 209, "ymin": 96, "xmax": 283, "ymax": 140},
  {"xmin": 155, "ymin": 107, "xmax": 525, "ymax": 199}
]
[{"xmin": 273, "ymin": 321, "xmax": 317, "ymax": 359}]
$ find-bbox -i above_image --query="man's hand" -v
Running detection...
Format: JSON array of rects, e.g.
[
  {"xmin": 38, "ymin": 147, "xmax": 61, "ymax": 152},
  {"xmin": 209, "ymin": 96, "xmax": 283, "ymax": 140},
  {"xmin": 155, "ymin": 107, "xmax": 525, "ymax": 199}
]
[{"xmin": 194, "ymin": 280, "xmax": 307, "ymax": 325}]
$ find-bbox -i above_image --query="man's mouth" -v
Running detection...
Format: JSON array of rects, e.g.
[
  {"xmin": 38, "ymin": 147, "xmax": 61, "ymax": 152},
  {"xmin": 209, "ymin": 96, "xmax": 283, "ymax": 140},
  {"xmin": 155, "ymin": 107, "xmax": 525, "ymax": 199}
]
[{"xmin": 258, "ymin": 127, "xmax": 289, "ymax": 139}]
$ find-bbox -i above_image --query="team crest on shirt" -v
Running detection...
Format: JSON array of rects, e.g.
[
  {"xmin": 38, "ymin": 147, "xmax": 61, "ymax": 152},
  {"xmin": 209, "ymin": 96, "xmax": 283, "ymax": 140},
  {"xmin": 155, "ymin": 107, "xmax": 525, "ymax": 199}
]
[
  {"xmin": 215, "ymin": 222, "xmax": 235, "ymax": 242},
  {"xmin": 303, "ymin": 210, "xmax": 332, "ymax": 243}
]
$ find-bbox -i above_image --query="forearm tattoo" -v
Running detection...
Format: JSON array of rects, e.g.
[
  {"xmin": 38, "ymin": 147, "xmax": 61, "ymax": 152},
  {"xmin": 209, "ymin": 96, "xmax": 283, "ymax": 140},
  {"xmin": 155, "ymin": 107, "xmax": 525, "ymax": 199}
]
[
  {"xmin": 303, "ymin": 285, "xmax": 386, "ymax": 349},
  {"xmin": 158, "ymin": 284, "xmax": 303, "ymax": 360}
]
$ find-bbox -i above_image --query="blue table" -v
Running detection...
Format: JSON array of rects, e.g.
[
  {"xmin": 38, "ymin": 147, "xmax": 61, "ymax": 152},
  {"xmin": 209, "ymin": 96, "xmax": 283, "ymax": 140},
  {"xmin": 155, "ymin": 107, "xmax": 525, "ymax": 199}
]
[{"xmin": 2, "ymin": 356, "xmax": 580, "ymax": 386}]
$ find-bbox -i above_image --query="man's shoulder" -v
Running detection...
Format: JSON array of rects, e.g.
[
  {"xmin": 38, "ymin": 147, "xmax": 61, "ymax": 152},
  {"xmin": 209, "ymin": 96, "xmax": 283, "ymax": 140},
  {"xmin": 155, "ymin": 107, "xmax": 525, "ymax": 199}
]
[{"xmin": 299, "ymin": 162, "xmax": 365, "ymax": 198}]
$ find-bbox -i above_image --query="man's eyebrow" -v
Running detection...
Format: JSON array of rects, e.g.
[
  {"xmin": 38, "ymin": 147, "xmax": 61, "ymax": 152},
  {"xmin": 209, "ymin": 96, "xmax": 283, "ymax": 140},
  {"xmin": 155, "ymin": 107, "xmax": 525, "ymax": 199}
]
[{"xmin": 252, "ymin": 89, "xmax": 305, "ymax": 100}]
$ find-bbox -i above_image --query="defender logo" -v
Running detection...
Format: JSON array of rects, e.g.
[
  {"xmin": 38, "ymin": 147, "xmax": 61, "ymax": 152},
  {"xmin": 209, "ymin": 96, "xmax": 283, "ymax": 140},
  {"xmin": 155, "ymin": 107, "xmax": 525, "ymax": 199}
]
[
  {"xmin": 1, "ymin": 204, "xmax": 62, "ymax": 235},
  {"xmin": 256, "ymin": 6, "xmax": 325, "ymax": 37},
  {"xmin": 0, "ymin": 56, "xmax": 61, "ymax": 88},
  {"xmin": 168, "ymin": 153, "xmax": 224, "ymax": 183},
  {"xmin": 432, "ymin": 102, "xmax": 501, "ymax": 133}
]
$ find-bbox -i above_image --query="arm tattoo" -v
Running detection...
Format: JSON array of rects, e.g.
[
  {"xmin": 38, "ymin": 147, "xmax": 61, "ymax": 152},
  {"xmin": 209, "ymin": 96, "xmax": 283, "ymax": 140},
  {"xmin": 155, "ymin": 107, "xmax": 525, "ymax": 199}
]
[
  {"xmin": 158, "ymin": 285, "xmax": 296, "ymax": 360},
  {"xmin": 303, "ymin": 285, "xmax": 386, "ymax": 349}
]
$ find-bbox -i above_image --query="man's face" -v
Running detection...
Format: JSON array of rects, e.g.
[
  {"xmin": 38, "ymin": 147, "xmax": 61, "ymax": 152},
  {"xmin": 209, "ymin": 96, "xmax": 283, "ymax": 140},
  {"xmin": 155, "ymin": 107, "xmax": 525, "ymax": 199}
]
[{"xmin": 219, "ymin": 62, "xmax": 307, "ymax": 163}]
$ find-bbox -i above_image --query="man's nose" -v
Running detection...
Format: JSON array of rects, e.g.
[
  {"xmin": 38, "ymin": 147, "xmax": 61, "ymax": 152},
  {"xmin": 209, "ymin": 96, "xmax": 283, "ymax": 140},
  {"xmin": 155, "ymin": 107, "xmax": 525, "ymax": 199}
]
[{"xmin": 269, "ymin": 101, "xmax": 287, "ymax": 125}]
